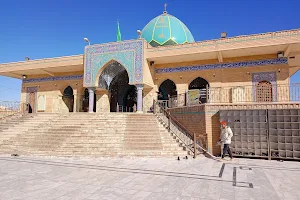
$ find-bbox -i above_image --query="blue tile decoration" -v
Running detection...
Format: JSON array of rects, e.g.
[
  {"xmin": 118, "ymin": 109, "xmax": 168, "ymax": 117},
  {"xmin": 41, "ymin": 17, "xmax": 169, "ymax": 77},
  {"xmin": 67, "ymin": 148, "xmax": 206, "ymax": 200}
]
[
  {"xmin": 84, "ymin": 40, "xmax": 144, "ymax": 87},
  {"xmin": 26, "ymin": 86, "xmax": 38, "ymax": 93},
  {"xmin": 23, "ymin": 75, "xmax": 83, "ymax": 83},
  {"xmin": 252, "ymin": 71, "xmax": 277, "ymax": 102},
  {"xmin": 155, "ymin": 57, "xmax": 288, "ymax": 74},
  {"xmin": 141, "ymin": 13, "xmax": 195, "ymax": 46},
  {"xmin": 252, "ymin": 71, "xmax": 277, "ymax": 83}
]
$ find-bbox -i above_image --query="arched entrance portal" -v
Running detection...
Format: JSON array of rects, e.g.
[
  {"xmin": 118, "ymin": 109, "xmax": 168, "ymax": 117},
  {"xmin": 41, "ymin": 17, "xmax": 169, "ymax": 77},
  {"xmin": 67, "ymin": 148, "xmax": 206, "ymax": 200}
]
[
  {"xmin": 158, "ymin": 79, "xmax": 177, "ymax": 100},
  {"xmin": 189, "ymin": 77, "xmax": 209, "ymax": 103},
  {"xmin": 109, "ymin": 71, "xmax": 137, "ymax": 112},
  {"xmin": 256, "ymin": 81, "xmax": 273, "ymax": 102},
  {"xmin": 98, "ymin": 61, "xmax": 137, "ymax": 112},
  {"xmin": 62, "ymin": 86, "xmax": 74, "ymax": 112}
]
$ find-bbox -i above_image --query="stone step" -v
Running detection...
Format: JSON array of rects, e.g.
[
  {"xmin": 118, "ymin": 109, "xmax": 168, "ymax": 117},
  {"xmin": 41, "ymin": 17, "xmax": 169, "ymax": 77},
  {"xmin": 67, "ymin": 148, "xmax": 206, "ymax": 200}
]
[
  {"xmin": 8, "ymin": 133, "xmax": 164, "ymax": 137},
  {"xmin": 0, "ymin": 151, "xmax": 188, "ymax": 157},
  {"xmin": 2, "ymin": 139, "xmax": 178, "ymax": 145},
  {"xmin": 0, "ymin": 120, "xmax": 49, "ymax": 126},
  {"xmin": 6, "ymin": 136, "xmax": 177, "ymax": 141},
  {"xmin": 0, "ymin": 147, "xmax": 184, "ymax": 154},
  {"xmin": 18, "ymin": 130, "xmax": 165, "ymax": 134},
  {"xmin": 1, "ymin": 143, "xmax": 181, "ymax": 149},
  {"xmin": 0, "ymin": 112, "xmax": 188, "ymax": 157}
]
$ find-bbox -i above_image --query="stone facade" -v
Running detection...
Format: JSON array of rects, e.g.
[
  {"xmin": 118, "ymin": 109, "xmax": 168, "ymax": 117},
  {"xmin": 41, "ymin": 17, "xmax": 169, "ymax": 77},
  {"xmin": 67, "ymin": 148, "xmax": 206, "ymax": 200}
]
[
  {"xmin": 4, "ymin": 30, "xmax": 298, "ymax": 114},
  {"xmin": 19, "ymin": 56, "xmax": 294, "ymax": 113},
  {"xmin": 21, "ymin": 75, "xmax": 83, "ymax": 113}
]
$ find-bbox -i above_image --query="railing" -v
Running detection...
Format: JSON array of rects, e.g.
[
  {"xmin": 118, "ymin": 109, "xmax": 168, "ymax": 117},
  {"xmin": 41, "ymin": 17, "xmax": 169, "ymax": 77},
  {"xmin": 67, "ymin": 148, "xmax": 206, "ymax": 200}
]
[
  {"xmin": 153, "ymin": 100, "xmax": 214, "ymax": 158},
  {"xmin": 158, "ymin": 83, "xmax": 300, "ymax": 109},
  {"xmin": 0, "ymin": 101, "xmax": 26, "ymax": 119},
  {"xmin": 208, "ymin": 83, "xmax": 300, "ymax": 104},
  {"xmin": 117, "ymin": 105, "xmax": 136, "ymax": 113}
]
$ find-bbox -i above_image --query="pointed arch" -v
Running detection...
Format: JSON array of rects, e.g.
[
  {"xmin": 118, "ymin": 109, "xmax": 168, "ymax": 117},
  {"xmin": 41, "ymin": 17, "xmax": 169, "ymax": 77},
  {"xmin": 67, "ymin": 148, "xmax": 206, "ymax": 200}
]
[
  {"xmin": 84, "ymin": 40, "xmax": 143, "ymax": 87},
  {"xmin": 109, "ymin": 68, "xmax": 137, "ymax": 112},
  {"xmin": 188, "ymin": 77, "xmax": 209, "ymax": 104},
  {"xmin": 188, "ymin": 77, "xmax": 209, "ymax": 90},
  {"xmin": 158, "ymin": 79, "xmax": 177, "ymax": 100},
  {"xmin": 62, "ymin": 86, "xmax": 74, "ymax": 112},
  {"xmin": 95, "ymin": 59, "xmax": 131, "ymax": 90},
  {"xmin": 63, "ymin": 86, "xmax": 73, "ymax": 97}
]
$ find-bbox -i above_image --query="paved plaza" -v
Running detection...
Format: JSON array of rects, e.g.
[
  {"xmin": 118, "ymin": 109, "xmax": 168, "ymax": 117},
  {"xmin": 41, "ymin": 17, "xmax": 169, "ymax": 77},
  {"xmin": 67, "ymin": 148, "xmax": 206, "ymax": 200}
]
[{"xmin": 0, "ymin": 155, "xmax": 300, "ymax": 200}]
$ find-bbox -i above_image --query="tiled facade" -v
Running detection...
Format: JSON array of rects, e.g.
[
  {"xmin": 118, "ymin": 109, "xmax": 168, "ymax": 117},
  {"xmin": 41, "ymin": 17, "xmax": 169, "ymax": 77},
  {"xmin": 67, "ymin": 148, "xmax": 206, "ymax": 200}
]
[
  {"xmin": 252, "ymin": 71, "xmax": 277, "ymax": 102},
  {"xmin": 23, "ymin": 75, "xmax": 83, "ymax": 84},
  {"xmin": 84, "ymin": 40, "xmax": 144, "ymax": 87},
  {"xmin": 155, "ymin": 58, "xmax": 288, "ymax": 74}
]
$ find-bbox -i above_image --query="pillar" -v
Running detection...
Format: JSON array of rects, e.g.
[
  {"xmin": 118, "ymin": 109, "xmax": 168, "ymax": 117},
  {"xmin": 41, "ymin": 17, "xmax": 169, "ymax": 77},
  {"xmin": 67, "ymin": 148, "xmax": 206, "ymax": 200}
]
[
  {"xmin": 176, "ymin": 83, "xmax": 188, "ymax": 106},
  {"xmin": 136, "ymin": 84, "xmax": 143, "ymax": 113},
  {"xmin": 88, "ymin": 87, "xmax": 95, "ymax": 113},
  {"xmin": 95, "ymin": 90, "xmax": 110, "ymax": 113},
  {"xmin": 73, "ymin": 90, "xmax": 77, "ymax": 113}
]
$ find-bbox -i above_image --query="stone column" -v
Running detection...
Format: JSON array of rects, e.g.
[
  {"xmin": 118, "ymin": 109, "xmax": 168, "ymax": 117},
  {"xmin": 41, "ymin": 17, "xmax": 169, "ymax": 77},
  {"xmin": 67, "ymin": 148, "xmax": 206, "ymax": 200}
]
[
  {"xmin": 73, "ymin": 90, "xmax": 77, "ymax": 113},
  {"xmin": 88, "ymin": 87, "xmax": 95, "ymax": 113},
  {"xmin": 136, "ymin": 84, "xmax": 143, "ymax": 113}
]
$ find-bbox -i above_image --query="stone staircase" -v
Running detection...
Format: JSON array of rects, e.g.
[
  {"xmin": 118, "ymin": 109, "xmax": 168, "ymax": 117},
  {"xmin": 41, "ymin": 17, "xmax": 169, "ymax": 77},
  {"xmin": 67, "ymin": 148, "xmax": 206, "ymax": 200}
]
[{"xmin": 0, "ymin": 113, "xmax": 190, "ymax": 157}]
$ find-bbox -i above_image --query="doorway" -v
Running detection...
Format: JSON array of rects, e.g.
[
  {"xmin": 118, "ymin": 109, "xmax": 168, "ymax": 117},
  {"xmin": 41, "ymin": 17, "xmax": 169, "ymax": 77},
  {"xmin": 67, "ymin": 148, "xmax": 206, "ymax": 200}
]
[
  {"xmin": 109, "ymin": 70, "xmax": 137, "ymax": 112},
  {"xmin": 28, "ymin": 92, "xmax": 36, "ymax": 113},
  {"xmin": 62, "ymin": 86, "xmax": 74, "ymax": 112}
]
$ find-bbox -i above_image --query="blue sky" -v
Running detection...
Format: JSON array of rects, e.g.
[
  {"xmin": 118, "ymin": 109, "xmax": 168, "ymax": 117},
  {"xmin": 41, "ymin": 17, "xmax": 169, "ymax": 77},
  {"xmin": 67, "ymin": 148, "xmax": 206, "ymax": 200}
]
[{"xmin": 0, "ymin": 0, "xmax": 299, "ymax": 101}]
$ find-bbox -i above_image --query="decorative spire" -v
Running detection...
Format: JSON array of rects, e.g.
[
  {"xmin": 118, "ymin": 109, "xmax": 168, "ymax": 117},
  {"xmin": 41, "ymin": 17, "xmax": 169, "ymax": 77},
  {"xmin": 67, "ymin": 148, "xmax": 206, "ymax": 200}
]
[
  {"xmin": 163, "ymin": 3, "xmax": 167, "ymax": 14},
  {"xmin": 117, "ymin": 19, "xmax": 121, "ymax": 42}
]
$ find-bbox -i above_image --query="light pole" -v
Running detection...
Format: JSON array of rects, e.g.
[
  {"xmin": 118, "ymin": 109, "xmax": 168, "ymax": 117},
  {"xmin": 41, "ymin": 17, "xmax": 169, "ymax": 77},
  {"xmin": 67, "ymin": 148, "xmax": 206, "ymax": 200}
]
[{"xmin": 84, "ymin": 37, "xmax": 90, "ymax": 45}]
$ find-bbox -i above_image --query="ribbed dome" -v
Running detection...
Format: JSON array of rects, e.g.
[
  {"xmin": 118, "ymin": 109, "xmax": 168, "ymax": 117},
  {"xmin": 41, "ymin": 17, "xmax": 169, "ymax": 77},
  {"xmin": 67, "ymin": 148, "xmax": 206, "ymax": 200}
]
[{"xmin": 141, "ymin": 13, "xmax": 195, "ymax": 47}]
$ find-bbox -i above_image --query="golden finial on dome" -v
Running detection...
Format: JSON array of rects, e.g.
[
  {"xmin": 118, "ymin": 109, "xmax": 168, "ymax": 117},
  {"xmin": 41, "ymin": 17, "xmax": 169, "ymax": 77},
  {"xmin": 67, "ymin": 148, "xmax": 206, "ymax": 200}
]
[{"xmin": 163, "ymin": 3, "xmax": 167, "ymax": 14}]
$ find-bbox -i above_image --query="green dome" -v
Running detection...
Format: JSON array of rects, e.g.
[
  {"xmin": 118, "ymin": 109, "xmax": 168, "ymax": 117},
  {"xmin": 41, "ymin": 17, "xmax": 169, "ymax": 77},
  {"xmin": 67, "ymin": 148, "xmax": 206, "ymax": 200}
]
[{"xmin": 141, "ymin": 13, "xmax": 195, "ymax": 47}]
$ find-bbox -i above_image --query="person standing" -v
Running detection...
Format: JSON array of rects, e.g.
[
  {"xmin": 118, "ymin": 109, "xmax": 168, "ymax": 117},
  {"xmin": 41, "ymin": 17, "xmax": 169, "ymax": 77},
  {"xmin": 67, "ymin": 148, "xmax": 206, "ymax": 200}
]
[{"xmin": 220, "ymin": 121, "xmax": 233, "ymax": 160}]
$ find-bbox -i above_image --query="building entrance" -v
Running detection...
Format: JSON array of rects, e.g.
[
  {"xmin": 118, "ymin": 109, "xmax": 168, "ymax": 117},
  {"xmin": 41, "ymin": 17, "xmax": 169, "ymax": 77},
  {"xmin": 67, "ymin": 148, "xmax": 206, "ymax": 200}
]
[{"xmin": 98, "ymin": 61, "xmax": 137, "ymax": 112}]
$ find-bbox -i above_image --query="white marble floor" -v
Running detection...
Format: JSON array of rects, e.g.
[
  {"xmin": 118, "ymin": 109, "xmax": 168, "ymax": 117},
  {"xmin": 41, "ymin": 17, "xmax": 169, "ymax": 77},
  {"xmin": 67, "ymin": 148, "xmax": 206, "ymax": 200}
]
[{"xmin": 0, "ymin": 155, "xmax": 299, "ymax": 200}]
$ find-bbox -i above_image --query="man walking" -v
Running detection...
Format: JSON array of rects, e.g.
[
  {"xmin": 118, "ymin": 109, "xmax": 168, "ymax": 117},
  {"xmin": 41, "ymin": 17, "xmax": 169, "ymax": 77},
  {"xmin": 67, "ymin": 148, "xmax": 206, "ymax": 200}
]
[{"xmin": 220, "ymin": 121, "xmax": 233, "ymax": 160}]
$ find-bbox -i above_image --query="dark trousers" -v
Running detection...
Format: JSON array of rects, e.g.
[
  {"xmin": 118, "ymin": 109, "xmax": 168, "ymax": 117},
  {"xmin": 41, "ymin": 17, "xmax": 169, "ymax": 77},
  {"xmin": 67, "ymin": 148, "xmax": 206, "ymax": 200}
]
[{"xmin": 222, "ymin": 144, "xmax": 233, "ymax": 158}]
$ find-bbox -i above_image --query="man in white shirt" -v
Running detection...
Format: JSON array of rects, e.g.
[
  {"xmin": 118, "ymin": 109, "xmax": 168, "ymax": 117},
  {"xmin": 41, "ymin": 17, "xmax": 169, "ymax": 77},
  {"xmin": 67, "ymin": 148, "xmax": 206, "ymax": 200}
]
[{"xmin": 220, "ymin": 121, "xmax": 233, "ymax": 160}]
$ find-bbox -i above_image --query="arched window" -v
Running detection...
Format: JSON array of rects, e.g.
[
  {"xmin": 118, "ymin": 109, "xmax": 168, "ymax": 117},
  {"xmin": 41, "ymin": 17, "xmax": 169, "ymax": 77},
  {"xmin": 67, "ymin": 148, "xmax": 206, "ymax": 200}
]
[
  {"xmin": 189, "ymin": 77, "xmax": 209, "ymax": 103},
  {"xmin": 158, "ymin": 79, "xmax": 177, "ymax": 100},
  {"xmin": 256, "ymin": 81, "xmax": 273, "ymax": 102},
  {"xmin": 62, "ymin": 86, "xmax": 74, "ymax": 112},
  {"xmin": 63, "ymin": 86, "xmax": 73, "ymax": 97}
]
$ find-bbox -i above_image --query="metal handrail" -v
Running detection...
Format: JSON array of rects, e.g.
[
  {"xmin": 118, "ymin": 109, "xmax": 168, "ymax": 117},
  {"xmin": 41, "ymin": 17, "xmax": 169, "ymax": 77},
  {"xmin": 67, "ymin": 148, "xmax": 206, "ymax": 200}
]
[{"xmin": 154, "ymin": 100, "xmax": 214, "ymax": 158}]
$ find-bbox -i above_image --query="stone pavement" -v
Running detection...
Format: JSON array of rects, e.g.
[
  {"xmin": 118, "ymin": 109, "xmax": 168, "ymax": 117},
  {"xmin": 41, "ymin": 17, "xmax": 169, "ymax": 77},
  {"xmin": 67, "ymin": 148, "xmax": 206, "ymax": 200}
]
[{"xmin": 0, "ymin": 155, "xmax": 300, "ymax": 200}]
